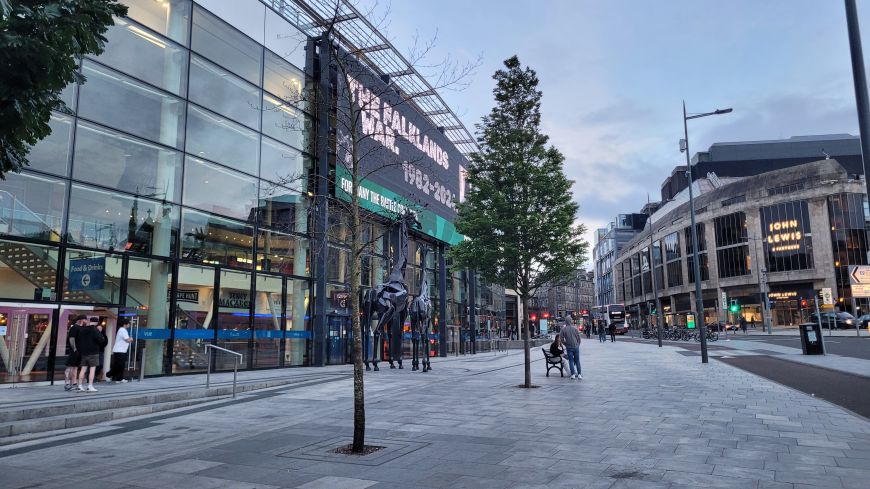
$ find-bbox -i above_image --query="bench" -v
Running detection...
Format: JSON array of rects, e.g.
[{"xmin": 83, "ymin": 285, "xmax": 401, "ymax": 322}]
[{"xmin": 541, "ymin": 347, "xmax": 564, "ymax": 377}]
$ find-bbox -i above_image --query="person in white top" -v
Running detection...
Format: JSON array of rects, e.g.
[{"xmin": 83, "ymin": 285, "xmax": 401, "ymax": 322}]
[{"xmin": 108, "ymin": 318, "xmax": 133, "ymax": 383}]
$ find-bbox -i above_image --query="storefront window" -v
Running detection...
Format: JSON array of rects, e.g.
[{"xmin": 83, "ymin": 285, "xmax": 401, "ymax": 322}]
[
  {"xmin": 284, "ymin": 276, "xmax": 309, "ymax": 366},
  {"xmin": 73, "ymin": 121, "xmax": 183, "ymax": 203},
  {"xmin": 62, "ymin": 249, "xmax": 123, "ymax": 304},
  {"xmin": 173, "ymin": 264, "xmax": 215, "ymax": 373},
  {"xmin": 257, "ymin": 183, "xmax": 308, "ymax": 234},
  {"xmin": 125, "ymin": 257, "xmax": 173, "ymax": 375},
  {"xmin": 179, "ymin": 209, "xmax": 254, "ymax": 268},
  {"xmin": 253, "ymin": 273, "xmax": 282, "ymax": 368},
  {"xmin": 0, "ymin": 240, "xmax": 59, "ymax": 301},
  {"xmin": 256, "ymin": 229, "xmax": 308, "ymax": 276},
  {"xmin": 0, "ymin": 172, "xmax": 65, "ymax": 242},
  {"xmin": 67, "ymin": 184, "xmax": 179, "ymax": 257},
  {"xmin": 216, "ymin": 269, "xmax": 252, "ymax": 368},
  {"xmin": 78, "ymin": 60, "xmax": 185, "ymax": 149}
]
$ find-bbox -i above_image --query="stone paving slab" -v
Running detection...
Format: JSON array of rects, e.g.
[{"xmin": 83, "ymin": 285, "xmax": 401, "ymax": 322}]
[{"xmin": 2, "ymin": 340, "xmax": 870, "ymax": 488}]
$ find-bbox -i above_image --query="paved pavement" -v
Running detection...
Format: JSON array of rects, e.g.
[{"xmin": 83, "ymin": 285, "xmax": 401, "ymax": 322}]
[
  {"xmin": 2, "ymin": 340, "xmax": 870, "ymax": 489},
  {"xmin": 730, "ymin": 335, "xmax": 870, "ymax": 361}
]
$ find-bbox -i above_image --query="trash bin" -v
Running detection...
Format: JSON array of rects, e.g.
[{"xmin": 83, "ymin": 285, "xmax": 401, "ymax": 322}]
[{"xmin": 798, "ymin": 323, "xmax": 824, "ymax": 355}]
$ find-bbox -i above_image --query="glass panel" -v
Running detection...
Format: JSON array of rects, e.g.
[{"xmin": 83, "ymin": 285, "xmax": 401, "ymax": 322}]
[
  {"xmin": 185, "ymin": 105, "xmax": 259, "ymax": 175},
  {"xmin": 95, "ymin": 18, "xmax": 188, "ymax": 96},
  {"xmin": 327, "ymin": 246, "xmax": 350, "ymax": 283},
  {"xmin": 253, "ymin": 274, "xmax": 282, "ymax": 368},
  {"xmin": 59, "ymin": 81, "xmax": 77, "ymax": 113},
  {"xmin": 188, "ymin": 55, "xmax": 260, "ymax": 129},
  {"xmin": 263, "ymin": 50, "xmax": 305, "ymax": 109},
  {"xmin": 62, "ymin": 249, "xmax": 123, "ymax": 304},
  {"xmin": 0, "ymin": 306, "xmax": 56, "ymax": 383},
  {"xmin": 78, "ymin": 61, "xmax": 185, "ymax": 149},
  {"xmin": 180, "ymin": 209, "xmax": 254, "ymax": 268},
  {"xmin": 67, "ymin": 184, "xmax": 179, "ymax": 257},
  {"xmin": 121, "ymin": 0, "xmax": 191, "ymax": 45},
  {"xmin": 261, "ymin": 93, "xmax": 309, "ymax": 151},
  {"xmin": 217, "ymin": 269, "xmax": 251, "ymax": 369},
  {"xmin": 264, "ymin": 9, "xmax": 307, "ymax": 71},
  {"xmin": 0, "ymin": 172, "xmax": 65, "ymax": 241},
  {"xmin": 257, "ymin": 183, "xmax": 307, "ymax": 234},
  {"xmin": 256, "ymin": 229, "xmax": 308, "ymax": 276},
  {"xmin": 73, "ymin": 121, "xmax": 183, "ymax": 203},
  {"xmin": 260, "ymin": 136, "xmax": 306, "ymax": 187},
  {"xmin": 173, "ymin": 264, "xmax": 215, "ymax": 373},
  {"xmin": 125, "ymin": 257, "xmax": 173, "ymax": 376},
  {"xmin": 0, "ymin": 240, "xmax": 59, "ymax": 301},
  {"xmin": 284, "ymin": 276, "xmax": 309, "ymax": 366},
  {"xmin": 191, "ymin": 5, "xmax": 262, "ymax": 85},
  {"xmin": 27, "ymin": 112, "xmax": 72, "ymax": 176},
  {"xmin": 183, "ymin": 156, "xmax": 258, "ymax": 220}
]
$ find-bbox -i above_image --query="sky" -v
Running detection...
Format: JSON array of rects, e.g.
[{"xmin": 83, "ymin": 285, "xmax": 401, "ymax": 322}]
[{"xmin": 364, "ymin": 0, "xmax": 870, "ymax": 266}]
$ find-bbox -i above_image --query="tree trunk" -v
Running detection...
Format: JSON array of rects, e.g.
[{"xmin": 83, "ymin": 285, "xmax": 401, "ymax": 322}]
[
  {"xmin": 521, "ymin": 294, "xmax": 531, "ymax": 388},
  {"xmin": 349, "ymin": 101, "xmax": 365, "ymax": 453}
]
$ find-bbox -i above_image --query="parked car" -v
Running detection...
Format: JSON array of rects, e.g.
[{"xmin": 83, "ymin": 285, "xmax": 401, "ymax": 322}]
[
  {"xmin": 857, "ymin": 314, "xmax": 870, "ymax": 329},
  {"xmin": 810, "ymin": 311, "xmax": 856, "ymax": 329}
]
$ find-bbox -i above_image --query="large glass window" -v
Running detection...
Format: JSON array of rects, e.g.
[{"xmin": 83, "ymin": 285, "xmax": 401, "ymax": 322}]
[
  {"xmin": 261, "ymin": 94, "xmax": 310, "ymax": 152},
  {"xmin": 73, "ymin": 121, "xmax": 183, "ymax": 203},
  {"xmin": 760, "ymin": 200, "xmax": 814, "ymax": 273},
  {"xmin": 95, "ymin": 18, "xmax": 188, "ymax": 96},
  {"xmin": 717, "ymin": 245, "xmax": 751, "ymax": 278},
  {"xmin": 67, "ymin": 184, "xmax": 179, "ymax": 256},
  {"xmin": 216, "ymin": 269, "xmax": 252, "ymax": 368},
  {"xmin": 125, "ymin": 257, "xmax": 173, "ymax": 376},
  {"xmin": 327, "ymin": 246, "xmax": 350, "ymax": 283},
  {"xmin": 62, "ymin": 249, "xmax": 123, "ymax": 304},
  {"xmin": 191, "ymin": 5, "xmax": 262, "ymax": 85},
  {"xmin": 173, "ymin": 263, "xmax": 215, "ymax": 373},
  {"xmin": 257, "ymin": 229, "xmax": 308, "ymax": 276},
  {"xmin": 183, "ymin": 156, "xmax": 258, "ymax": 220},
  {"xmin": 284, "ymin": 276, "xmax": 309, "ymax": 366},
  {"xmin": 78, "ymin": 61, "xmax": 185, "ymax": 149},
  {"xmin": 27, "ymin": 112, "xmax": 72, "ymax": 176},
  {"xmin": 253, "ymin": 273, "xmax": 282, "ymax": 368},
  {"xmin": 828, "ymin": 193, "xmax": 870, "ymax": 305},
  {"xmin": 185, "ymin": 105, "xmax": 259, "ymax": 176},
  {"xmin": 715, "ymin": 212, "xmax": 750, "ymax": 278},
  {"xmin": 257, "ymin": 183, "xmax": 307, "ymax": 234},
  {"xmin": 260, "ymin": 136, "xmax": 307, "ymax": 187},
  {"xmin": 0, "ymin": 172, "xmax": 66, "ymax": 241},
  {"xmin": 714, "ymin": 211, "xmax": 748, "ymax": 248},
  {"xmin": 180, "ymin": 209, "xmax": 254, "ymax": 268},
  {"xmin": 264, "ymin": 8, "xmax": 307, "ymax": 71},
  {"xmin": 263, "ymin": 50, "xmax": 305, "ymax": 110},
  {"xmin": 121, "ymin": 0, "xmax": 191, "ymax": 46},
  {"xmin": 663, "ymin": 232, "xmax": 681, "ymax": 262},
  {"xmin": 188, "ymin": 55, "xmax": 260, "ymax": 129},
  {"xmin": 0, "ymin": 239, "xmax": 59, "ymax": 302}
]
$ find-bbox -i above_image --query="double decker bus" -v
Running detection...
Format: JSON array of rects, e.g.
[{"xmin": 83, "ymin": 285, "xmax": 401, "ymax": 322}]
[{"xmin": 593, "ymin": 304, "xmax": 629, "ymax": 334}]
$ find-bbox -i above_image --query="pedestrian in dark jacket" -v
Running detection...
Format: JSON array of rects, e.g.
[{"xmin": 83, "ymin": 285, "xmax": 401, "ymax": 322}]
[
  {"xmin": 75, "ymin": 320, "xmax": 108, "ymax": 392},
  {"xmin": 740, "ymin": 316, "xmax": 747, "ymax": 334},
  {"xmin": 608, "ymin": 323, "xmax": 617, "ymax": 342}
]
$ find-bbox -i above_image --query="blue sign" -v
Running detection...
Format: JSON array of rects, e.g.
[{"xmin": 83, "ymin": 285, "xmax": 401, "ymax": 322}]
[
  {"xmin": 174, "ymin": 329, "xmax": 214, "ymax": 340},
  {"xmin": 254, "ymin": 330, "xmax": 283, "ymax": 339},
  {"xmin": 217, "ymin": 329, "xmax": 252, "ymax": 340},
  {"xmin": 134, "ymin": 328, "xmax": 171, "ymax": 340},
  {"xmin": 68, "ymin": 257, "xmax": 105, "ymax": 291},
  {"xmin": 286, "ymin": 330, "xmax": 312, "ymax": 339}
]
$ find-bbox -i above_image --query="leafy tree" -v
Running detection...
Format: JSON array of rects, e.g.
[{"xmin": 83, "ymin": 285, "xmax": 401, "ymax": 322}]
[
  {"xmin": 0, "ymin": 0, "xmax": 126, "ymax": 178},
  {"xmin": 450, "ymin": 56, "xmax": 587, "ymax": 388}
]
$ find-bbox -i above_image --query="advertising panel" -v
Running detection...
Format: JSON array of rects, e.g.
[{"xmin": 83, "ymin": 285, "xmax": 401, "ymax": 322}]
[
  {"xmin": 759, "ymin": 201, "xmax": 814, "ymax": 272},
  {"xmin": 68, "ymin": 257, "xmax": 106, "ymax": 291},
  {"xmin": 333, "ymin": 50, "xmax": 467, "ymax": 245}
]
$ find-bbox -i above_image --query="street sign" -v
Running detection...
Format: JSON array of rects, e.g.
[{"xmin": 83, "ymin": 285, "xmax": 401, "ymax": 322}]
[
  {"xmin": 852, "ymin": 284, "xmax": 870, "ymax": 298},
  {"xmin": 848, "ymin": 265, "xmax": 870, "ymax": 284},
  {"xmin": 721, "ymin": 291, "xmax": 727, "ymax": 310},
  {"xmin": 687, "ymin": 313, "xmax": 696, "ymax": 329},
  {"xmin": 820, "ymin": 287, "xmax": 833, "ymax": 305}
]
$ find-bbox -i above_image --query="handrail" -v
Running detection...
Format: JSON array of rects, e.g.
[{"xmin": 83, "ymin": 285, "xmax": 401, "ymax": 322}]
[{"xmin": 204, "ymin": 344, "xmax": 243, "ymax": 398}]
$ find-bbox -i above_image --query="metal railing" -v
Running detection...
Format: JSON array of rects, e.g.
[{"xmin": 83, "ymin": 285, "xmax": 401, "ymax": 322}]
[{"xmin": 205, "ymin": 344, "xmax": 243, "ymax": 398}]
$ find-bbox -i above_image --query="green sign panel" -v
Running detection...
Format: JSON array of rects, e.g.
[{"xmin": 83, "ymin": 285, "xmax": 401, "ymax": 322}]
[
  {"xmin": 334, "ymin": 166, "xmax": 464, "ymax": 245},
  {"xmin": 687, "ymin": 313, "xmax": 696, "ymax": 329}
]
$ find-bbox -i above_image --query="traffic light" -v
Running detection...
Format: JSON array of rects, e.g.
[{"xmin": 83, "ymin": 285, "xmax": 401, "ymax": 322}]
[
  {"xmin": 542, "ymin": 312, "xmax": 550, "ymax": 319},
  {"xmin": 529, "ymin": 313, "xmax": 537, "ymax": 322},
  {"xmin": 729, "ymin": 300, "xmax": 739, "ymax": 313},
  {"xmin": 800, "ymin": 298, "xmax": 808, "ymax": 309}
]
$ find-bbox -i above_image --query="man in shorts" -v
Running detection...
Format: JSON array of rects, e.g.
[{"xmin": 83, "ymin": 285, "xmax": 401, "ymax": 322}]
[
  {"xmin": 76, "ymin": 318, "xmax": 108, "ymax": 392},
  {"xmin": 64, "ymin": 315, "xmax": 87, "ymax": 391}
]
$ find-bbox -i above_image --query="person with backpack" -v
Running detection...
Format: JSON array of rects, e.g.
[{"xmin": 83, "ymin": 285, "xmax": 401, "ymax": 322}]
[{"xmin": 76, "ymin": 318, "xmax": 108, "ymax": 392}]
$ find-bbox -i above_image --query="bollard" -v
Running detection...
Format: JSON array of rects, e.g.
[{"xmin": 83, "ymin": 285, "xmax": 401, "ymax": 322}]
[{"xmin": 139, "ymin": 347, "xmax": 146, "ymax": 382}]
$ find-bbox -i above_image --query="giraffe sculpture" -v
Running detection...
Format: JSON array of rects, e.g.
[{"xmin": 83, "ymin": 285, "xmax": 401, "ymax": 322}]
[
  {"xmin": 410, "ymin": 246, "xmax": 433, "ymax": 372},
  {"xmin": 359, "ymin": 212, "xmax": 414, "ymax": 371}
]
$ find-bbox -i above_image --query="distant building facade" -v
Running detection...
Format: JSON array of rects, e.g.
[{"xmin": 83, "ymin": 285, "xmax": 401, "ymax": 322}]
[{"xmin": 593, "ymin": 214, "xmax": 649, "ymax": 307}]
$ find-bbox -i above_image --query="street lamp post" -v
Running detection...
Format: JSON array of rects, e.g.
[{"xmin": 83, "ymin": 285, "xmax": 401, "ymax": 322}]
[
  {"xmin": 749, "ymin": 236, "xmax": 772, "ymax": 335},
  {"xmin": 682, "ymin": 102, "xmax": 732, "ymax": 364},
  {"xmin": 647, "ymin": 197, "xmax": 665, "ymax": 348}
]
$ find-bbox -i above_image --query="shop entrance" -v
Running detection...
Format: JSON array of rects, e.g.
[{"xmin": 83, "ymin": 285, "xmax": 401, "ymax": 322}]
[
  {"xmin": 0, "ymin": 304, "xmax": 55, "ymax": 384},
  {"xmin": 326, "ymin": 315, "xmax": 349, "ymax": 365}
]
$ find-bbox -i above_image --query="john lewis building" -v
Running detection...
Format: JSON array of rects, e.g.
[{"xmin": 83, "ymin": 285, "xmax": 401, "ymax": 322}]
[{"xmin": 0, "ymin": 0, "xmax": 487, "ymax": 384}]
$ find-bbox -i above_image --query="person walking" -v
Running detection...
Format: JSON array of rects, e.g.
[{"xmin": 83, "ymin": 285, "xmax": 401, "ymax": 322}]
[
  {"xmin": 76, "ymin": 319, "xmax": 108, "ymax": 392},
  {"xmin": 108, "ymin": 318, "xmax": 133, "ymax": 383},
  {"xmin": 739, "ymin": 316, "xmax": 747, "ymax": 335},
  {"xmin": 608, "ymin": 323, "xmax": 617, "ymax": 342},
  {"xmin": 749, "ymin": 317, "xmax": 756, "ymax": 329},
  {"xmin": 597, "ymin": 320, "xmax": 606, "ymax": 343},
  {"xmin": 63, "ymin": 315, "xmax": 87, "ymax": 391},
  {"xmin": 584, "ymin": 318, "xmax": 592, "ymax": 339},
  {"xmin": 560, "ymin": 319, "xmax": 582, "ymax": 379}
]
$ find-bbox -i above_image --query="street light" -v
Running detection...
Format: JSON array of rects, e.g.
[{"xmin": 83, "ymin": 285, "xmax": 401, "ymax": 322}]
[
  {"xmin": 681, "ymin": 101, "xmax": 732, "ymax": 364},
  {"xmin": 646, "ymin": 196, "xmax": 665, "ymax": 348}
]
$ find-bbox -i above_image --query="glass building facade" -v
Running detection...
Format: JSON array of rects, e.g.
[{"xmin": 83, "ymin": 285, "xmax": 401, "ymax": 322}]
[{"xmin": 0, "ymin": 0, "xmax": 490, "ymax": 384}]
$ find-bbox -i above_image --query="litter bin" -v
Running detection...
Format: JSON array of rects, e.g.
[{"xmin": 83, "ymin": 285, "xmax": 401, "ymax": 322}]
[{"xmin": 798, "ymin": 323, "xmax": 824, "ymax": 355}]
